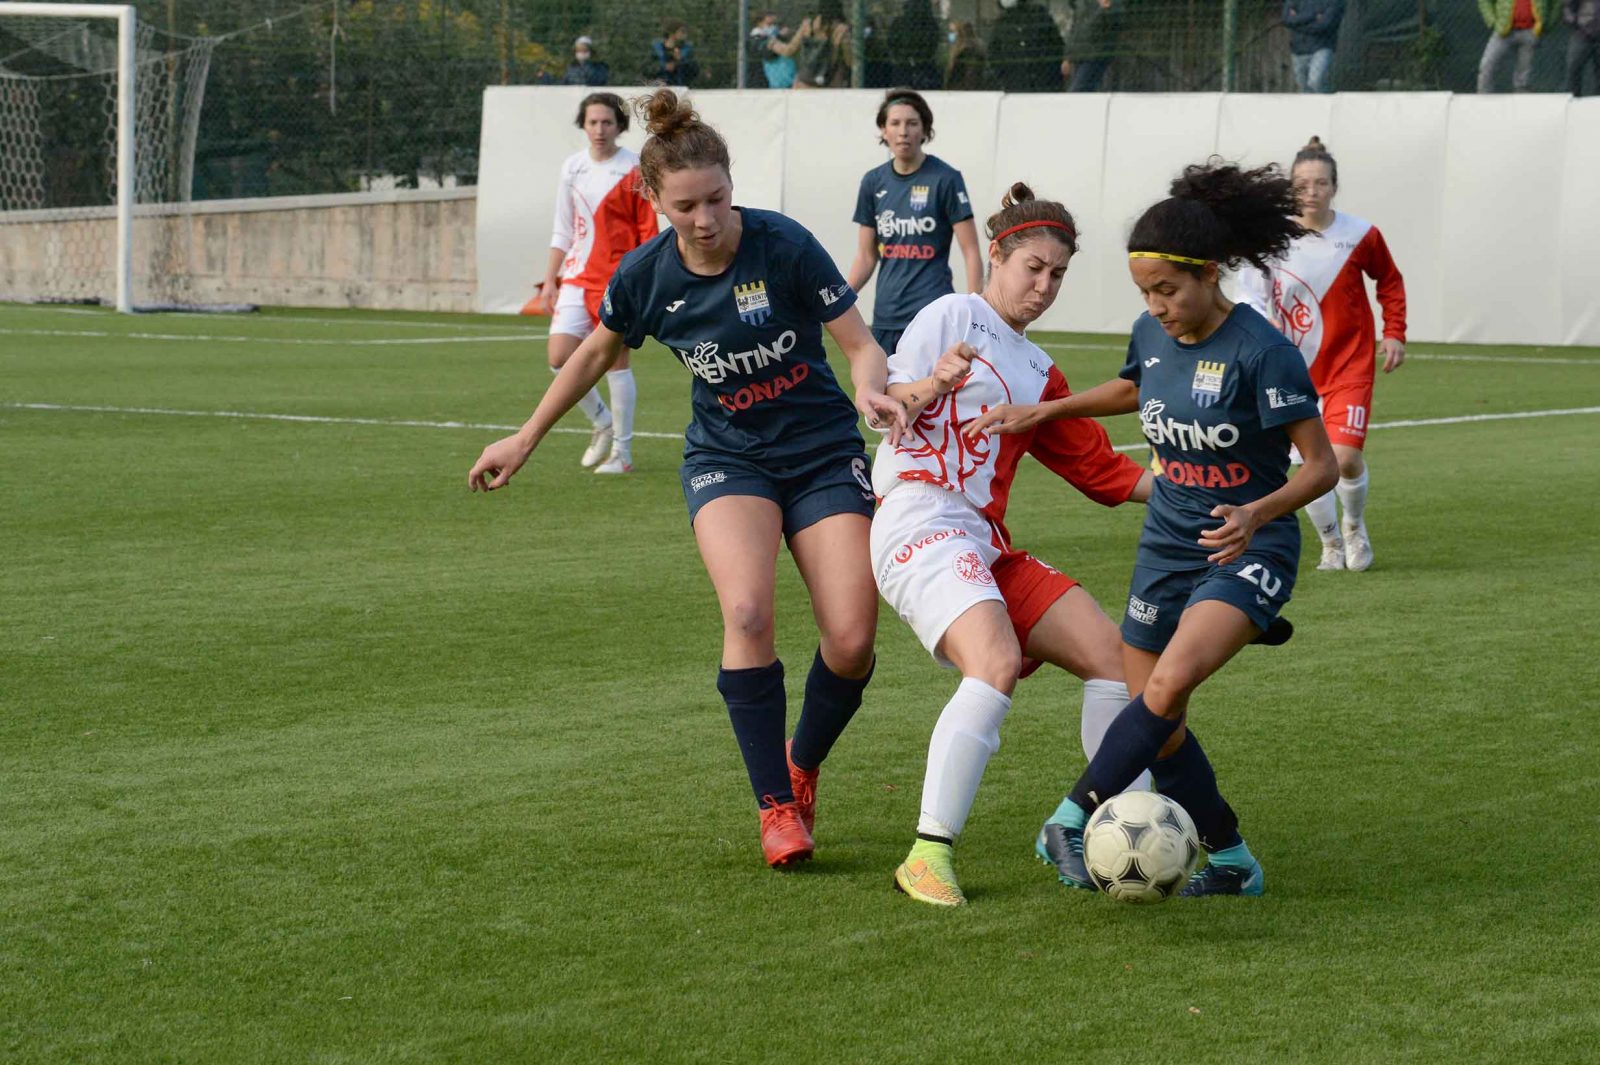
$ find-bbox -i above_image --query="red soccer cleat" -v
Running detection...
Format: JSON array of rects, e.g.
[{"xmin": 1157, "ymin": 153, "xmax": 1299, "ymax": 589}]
[
  {"xmin": 786, "ymin": 739, "xmax": 819, "ymax": 834},
  {"xmin": 758, "ymin": 797, "xmax": 815, "ymax": 868}
]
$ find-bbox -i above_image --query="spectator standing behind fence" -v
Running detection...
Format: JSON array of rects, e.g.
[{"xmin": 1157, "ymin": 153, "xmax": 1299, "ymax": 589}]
[
  {"xmin": 1569, "ymin": 0, "xmax": 1600, "ymax": 94},
  {"xmin": 771, "ymin": 1, "xmax": 853, "ymax": 88},
  {"xmin": 1478, "ymin": 0, "xmax": 1550, "ymax": 91},
  {"xmin": 648, "ymin": 20, "xmax": 701, "ymax": 86},
  {"xmin": 1062, "ymin": 0, "xmax": 1123, "ymax": 92},
  {"xmin": 989, "ymin": 0, "xmax": 1066, "ymax": 92},
  {"xmin": 945, "ymin": 20, "xmax": 989, "ymax": 89},
  {"xmin": 562, "ymin": 36, "xmax": 610, "ymax": 86},
  {"xmin": 889, "ymin": 0, "xmax": 943, "ymax": 89},
  {"xmin": 1281, "ymin": 0, "xmax": 1344, "ymax": 93},
  {"xmin": 749, "ymin": 12, "xmax": 798, "ymax": 89}
]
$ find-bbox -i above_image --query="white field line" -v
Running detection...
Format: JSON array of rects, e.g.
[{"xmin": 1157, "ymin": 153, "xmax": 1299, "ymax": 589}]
[
  {"xmin": 0, "ymin": 327, "xmax": 545, "ymax": 346},
  {"xmin": 1033, "ymin": 339, "xmax": 1600, "ymax": 367},
  {"xmin": 5, "ymin": 402, "xmax": 1598, "ymax": 449},
  {"xmin": 8, "ymin": 304, "xmax": 547, "ymax": 332}
]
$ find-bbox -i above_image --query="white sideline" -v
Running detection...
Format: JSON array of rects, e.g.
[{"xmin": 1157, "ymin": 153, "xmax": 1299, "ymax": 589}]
[
  {"xmin": 0, "ymin": 327, "xmax": 545, "ymax": 346},
  {"xmin": 4, "ymin": 402, "xmax": 1598, "ymax": 448},
  {"xmin": 1033, "ymin": 340, "xmax": 1600, "ymax": 367}
]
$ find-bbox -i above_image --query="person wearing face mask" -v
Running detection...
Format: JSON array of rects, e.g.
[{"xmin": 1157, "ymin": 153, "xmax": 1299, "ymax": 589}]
[
  {"xmin": 470, "ymin": 90, "xmax": 906, "ymax": 871},
  {"xmin": 944, "ymin": 20, "xmax": 989, "ymax": 90},
  {"xmin": 967, "ymin": 160, "xmax": 1338, "ymax": 900},
  {"xmin": 561, "ymin": 36, "xmax": 610, "ymax": 86},
  {"xmin": 871, "ymin": 183, "xmax": 1154, "ymax": 907},
  {"xmin": 988, "ymin": 0, "xmax": 1067, "ymax": 92}
]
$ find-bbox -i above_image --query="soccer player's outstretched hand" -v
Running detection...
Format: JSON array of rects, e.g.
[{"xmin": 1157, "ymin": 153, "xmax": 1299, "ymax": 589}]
[
  {"xmin": 468, "ymin": 435, "xmax": 535, "ymax": 492},
  {"xmin": 963, "ymin": 402, "xmax": 1045, "ymax": 438},
  {"xmin": 860, "ymin": 390, "xmax": 909, "ymax": 446},
  {"xmin": 932, "ymin": 342, "xmax": 977, "ymax": 394},
  {"xmin": 1380, "ymin": 338, "xmax": 1406, "ymax": 373},
  {"xmin": 1199, "ymin": 503, "xmax": 1262, "ymax": 564}
]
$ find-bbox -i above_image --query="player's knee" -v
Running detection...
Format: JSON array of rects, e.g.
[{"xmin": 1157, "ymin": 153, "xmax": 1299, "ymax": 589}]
[
  {"xmin": 1337, "ymin": 451, "xmax": 1365, "ymax": 479},
  {"xmin": 821, "ymin": 628, "xmax": 876, "ymax": 677},
  {"xmin": 971, "ymin": 644, "xmax": 1022, "ymax": 696},
  {"xmin": 1140, "ymin": 669, "xmax": 1194, "ymax": 719},
  {"xmin": 723, "ymin": 600, "xmax": 775, "ymax": 645},
  {"xmin": 547, "ymin": 350, "xmax": 567, "ymax": 371}
]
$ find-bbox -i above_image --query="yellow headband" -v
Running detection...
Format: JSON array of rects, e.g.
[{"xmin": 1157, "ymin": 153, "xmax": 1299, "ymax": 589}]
[{"xmin": 1129, "ymin": 251, "xmax": 1211, "ymax": 267}]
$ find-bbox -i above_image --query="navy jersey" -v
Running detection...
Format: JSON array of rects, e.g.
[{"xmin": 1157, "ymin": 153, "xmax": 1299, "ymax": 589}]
[
  {"xmin": 600, "ymin": 207, "xmax": 863, "ymax": 463},
  {"xmin": 1119, "ymin": 304, "xmax": 1322, "ymax": 570},
  {"xmin": 852, "ymin": 154, "xmax": 973, "ymax": 331}
]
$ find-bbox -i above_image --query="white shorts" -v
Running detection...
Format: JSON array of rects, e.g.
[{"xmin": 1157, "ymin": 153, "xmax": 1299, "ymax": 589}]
[
  {"xmin": 871, "ymin": 483, "xmax": 1004, "ymax": 665},
  {"xmin": 550, "ymin": 283, "xmax": 599, "ymax": 340}
]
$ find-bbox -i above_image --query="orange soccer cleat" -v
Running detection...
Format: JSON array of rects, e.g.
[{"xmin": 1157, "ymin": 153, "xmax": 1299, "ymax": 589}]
[
  {"xmin": 785, "ymin": 740, "xmax": 819, "ymax": 834},
  {"xmin": 758, "ymin": 797, "xmax": 815, "ymax": 868}
]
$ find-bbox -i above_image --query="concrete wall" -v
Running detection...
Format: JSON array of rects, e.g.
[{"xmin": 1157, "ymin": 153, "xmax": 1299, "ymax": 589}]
[{"xmin": 0, "ymin": 187, "xmax": 477, "ymax": 312}]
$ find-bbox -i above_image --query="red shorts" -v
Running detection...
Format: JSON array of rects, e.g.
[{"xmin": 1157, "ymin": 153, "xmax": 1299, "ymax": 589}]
[
  {"xmin": 1320, "ymin": 378, "xmax": 1374, "ymax": 450},
  {"xmin": 993, "ymin": 549, "xmax": 1079, "ymax": 678}
]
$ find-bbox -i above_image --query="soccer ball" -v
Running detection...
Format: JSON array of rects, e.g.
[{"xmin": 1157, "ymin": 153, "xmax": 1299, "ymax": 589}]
[{"xmin": 1083, "ymin": 790, "xmax": 1202, "ymax": 903}]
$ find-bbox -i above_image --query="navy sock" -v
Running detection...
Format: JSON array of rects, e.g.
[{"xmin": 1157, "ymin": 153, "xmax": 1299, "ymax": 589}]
[
  {"xmin": 789, "ymin": 648, "xmax": 873, "ymax": 771},
  {"xmin": 1151, "ymin": 729, "xmax": 1242, "ymax": 853},
  {"xmin": 716, "ymin": 660, "xmax": 793, "ymax": 808},
  {"xmin": 1067, "ymin": 695, "xmax": 1181, "ymax": 814}
]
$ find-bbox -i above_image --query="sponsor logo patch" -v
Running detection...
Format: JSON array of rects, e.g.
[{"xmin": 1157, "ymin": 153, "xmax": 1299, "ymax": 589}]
[
  {"xmin": 689, "ymin": 471, "xmax": 726, "ymax": 492},
  {"xmin": 1127, "ymin": 595, "xmax": 1159, "ymax": 625},
  {"xmin": 953, "ymin": 550, "xmax": 995, "ymax": 587},
  {"xmin": 1265, "ymin": 386, "xmax": 1309, "ymax": 409},
  {"xmin": 1191, "ymin": 360, "xmax": 1227, "ymax": 408}
]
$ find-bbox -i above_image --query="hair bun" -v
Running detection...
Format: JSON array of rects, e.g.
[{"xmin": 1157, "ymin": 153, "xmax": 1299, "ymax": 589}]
[
  {"xmin": 639, "ymin": 88, "xmax": 697, "ymax": 140},
  {"xmin": 1001, "ymin": 181, "xmax": 1035, "ymax": 210},
  {"xmin": 1302, "ymin": 134, "xmax": 1327, "ymax": 152}
]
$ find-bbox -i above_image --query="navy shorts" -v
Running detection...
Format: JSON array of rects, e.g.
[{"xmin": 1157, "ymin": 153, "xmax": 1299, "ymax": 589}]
[
  {"xmin": 681, "ymin": 446, "xmax": 876, "ymax": 539},
  {"xmin": 1120, "ymin": 553, "xmax": 1297, "ymax": 652},
  {"xmin": 872, "ymin": 326, "xmax": 906, "ymax": 359}
]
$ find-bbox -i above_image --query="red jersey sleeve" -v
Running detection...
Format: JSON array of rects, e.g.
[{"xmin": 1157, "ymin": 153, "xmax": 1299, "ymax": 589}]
[
  {"xmin": 631, "ymin": 169, "xmax": 660, "ymax": 246},
  {"xmin": 1027, "ymin": 367, "xmax": 1144, "ymax": 507},
  {"xmin": 1356, "ymin": 226, "xmax": 1407, "ymax": 342}
]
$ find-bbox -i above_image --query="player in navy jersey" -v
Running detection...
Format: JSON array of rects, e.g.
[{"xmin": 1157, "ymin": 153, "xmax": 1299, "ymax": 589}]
[
  {"xmin": 468, "ymin": 89, "xmax": 906, "ymax": 870},
  {"xmin": 967, "ymin": 161, "xmax": 1338, "ymax": 897},
  {"xmin": 845, "ymin": 89, "xmax": 984, "ymax": 359}
]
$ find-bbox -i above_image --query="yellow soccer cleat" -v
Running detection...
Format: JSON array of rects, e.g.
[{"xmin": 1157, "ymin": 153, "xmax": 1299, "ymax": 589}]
[{"xmin": 893, "ymin": 839, "xmax": 966, "ymax": 907}]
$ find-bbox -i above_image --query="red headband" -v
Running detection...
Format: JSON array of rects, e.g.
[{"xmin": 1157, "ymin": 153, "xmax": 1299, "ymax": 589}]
[{"xmin": 993, "ymin": 219, "xmax": 1076, "ymax": 244}]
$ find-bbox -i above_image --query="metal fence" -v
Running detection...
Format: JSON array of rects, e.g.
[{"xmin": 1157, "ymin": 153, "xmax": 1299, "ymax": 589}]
[{"xmin": 2, "ymin": 1, "xmax": 1584, "ymax": 203}]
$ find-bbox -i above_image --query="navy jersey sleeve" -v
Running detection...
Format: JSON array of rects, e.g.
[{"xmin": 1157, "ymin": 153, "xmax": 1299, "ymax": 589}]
[
  {"xmin": 792, "ymin": 229, "xmax": 859, "ymax": 324},
  {"xmin": 852, "ymin": 172, "xmax": 876, "ymax": 228},
  {"xmin": 1253, "ymin": 341, "xmax": 1321, "ymax": 429},
  {"xmin": 941, "ymin": 169, "xmax": 974, "ymax": 225},
  {"xmin": 1117, "ymin": 329, "xmax": 1143, "ymax": 384},
  {"xmin": 598, "ymin": 271, "xmax": 647, "ymax": 350}
]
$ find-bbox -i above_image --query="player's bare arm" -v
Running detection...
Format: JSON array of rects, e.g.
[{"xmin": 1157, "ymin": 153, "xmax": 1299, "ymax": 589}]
[
  {"xmin": 953, "ymin": 219, "xmax": 983, "ymax": 294},
  {"xmin": 824, "ymin": 306, "xmax": 908, "ymax": 444},
  {"xmin": 886, "ymin": 341, "xmax": 975, "ymax": 420},
  {"xmin": 1200, "ymin": 415, "xmax": 1337, "ymax": 563},
  {"xmin": 964, "ymin": 377, "xmax": 1139, "ymax": 438},
  {"xmin": 844, "ymin": 224, "xmax": 880, "ymax": 292},
  {"xmin": 468, "ymin": 324, "xmax": 626, "ymax": 491}
]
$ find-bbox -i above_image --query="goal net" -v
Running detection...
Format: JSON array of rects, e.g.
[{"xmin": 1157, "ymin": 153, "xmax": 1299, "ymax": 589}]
[{"xmin": 0, "ymin": 4, "xmax": 215, "ymax": 310}]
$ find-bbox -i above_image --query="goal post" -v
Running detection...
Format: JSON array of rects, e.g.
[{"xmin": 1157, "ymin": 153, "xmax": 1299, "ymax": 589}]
[{"xmin": 0, "ymin": 3, "xmax": 134, "ymax": 311}]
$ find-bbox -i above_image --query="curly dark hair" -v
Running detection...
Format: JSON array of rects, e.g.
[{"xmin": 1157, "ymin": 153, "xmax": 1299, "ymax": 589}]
[{"xmin": 1128, "ymin": 158, "xmax": 1306, "ymax": 274}]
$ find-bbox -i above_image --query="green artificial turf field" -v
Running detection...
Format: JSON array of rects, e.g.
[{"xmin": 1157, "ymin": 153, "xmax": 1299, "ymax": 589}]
[{"xmin": 3, "ymin": 302, "xmax": 1598, "ymax": 1063}]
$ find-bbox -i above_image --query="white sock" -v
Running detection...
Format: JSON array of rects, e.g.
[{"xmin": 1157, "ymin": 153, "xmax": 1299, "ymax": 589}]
[
  {"xmin": 551, "ymin": 365, "xmax": 609, "ymax": 428},
  {"xmin": 916, "ymin": 677, "xmax": 1012, "ymax": 840},
  {"xmin": 1081, "ymin": 679, "xmax": 1152, "ymax": 792},
  {"xmin": 606, "ymin": 368, "xmax": 636, "ymax": 460},
  {"xmin": 1336, "ymin": 469, "xmax": 1369, "ymax": 529},
  {"xmin": 1304, "ymin": 489, "xmax": 1341, "ymax": 544}
]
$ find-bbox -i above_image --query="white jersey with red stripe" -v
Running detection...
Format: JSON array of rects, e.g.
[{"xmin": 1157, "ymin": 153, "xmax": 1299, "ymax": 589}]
[
  {"xmin": 873, "ymin": 293, "xmax": 1142, "ymax": 551},
  {"xmin": 1234, "ymin": 211, "xmax": 1407, "ymax": 391},
  {"xmin": 550, "ymin": 147, "xmax": 659, "ymax": 292}
]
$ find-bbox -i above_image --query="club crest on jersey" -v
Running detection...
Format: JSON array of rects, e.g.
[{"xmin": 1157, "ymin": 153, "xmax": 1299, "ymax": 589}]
[
  {"xmin": 909, "ymin": 185, "xmax": 930, "ymax": 211},
  {"xmin": 733, "ymin": 280, "xmax": 771, "ymax": 326},
  {"xmin": 1191, "ymin": 360, "xmax": 1227, "ymax": 408}
]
